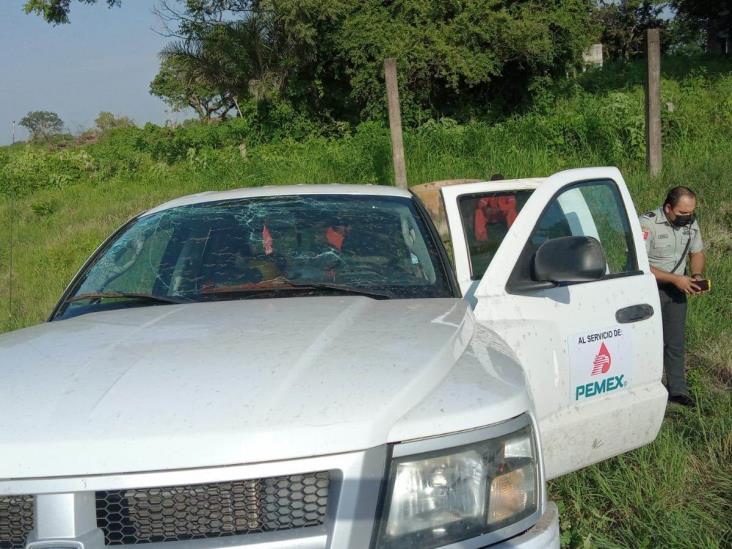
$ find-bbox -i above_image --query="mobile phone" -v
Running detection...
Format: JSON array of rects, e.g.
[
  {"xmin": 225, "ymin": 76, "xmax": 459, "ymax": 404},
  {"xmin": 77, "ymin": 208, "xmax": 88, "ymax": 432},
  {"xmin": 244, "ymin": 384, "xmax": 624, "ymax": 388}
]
[{"xmin": 693, "ymin": 279, "xmax": 710, "ymax": 293}]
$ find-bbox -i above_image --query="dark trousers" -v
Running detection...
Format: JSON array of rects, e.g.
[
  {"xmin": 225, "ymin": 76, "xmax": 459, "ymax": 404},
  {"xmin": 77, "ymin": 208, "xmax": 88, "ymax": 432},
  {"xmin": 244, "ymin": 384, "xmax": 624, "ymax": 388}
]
[{"xmin": 658, "ymin": 284, "xmax": 689, "ymax": 396}]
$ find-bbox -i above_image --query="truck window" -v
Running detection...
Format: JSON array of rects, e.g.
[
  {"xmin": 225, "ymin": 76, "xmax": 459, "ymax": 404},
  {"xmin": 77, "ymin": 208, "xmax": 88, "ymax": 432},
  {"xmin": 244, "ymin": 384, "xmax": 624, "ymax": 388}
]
[
  {"xmin": 457, "ymin": 190, "xmax": 534, "ymax": 280},
  {"xmin": 509, "ymin": 179, "xmax": 638, "ymax": 288}
]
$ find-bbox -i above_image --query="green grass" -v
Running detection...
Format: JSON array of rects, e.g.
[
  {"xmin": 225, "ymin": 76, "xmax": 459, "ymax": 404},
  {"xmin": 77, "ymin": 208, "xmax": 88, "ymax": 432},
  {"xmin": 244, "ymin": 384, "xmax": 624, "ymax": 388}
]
[{"xmin": 1, "ymin": 55, "xmax": 731, "ymax": 547}]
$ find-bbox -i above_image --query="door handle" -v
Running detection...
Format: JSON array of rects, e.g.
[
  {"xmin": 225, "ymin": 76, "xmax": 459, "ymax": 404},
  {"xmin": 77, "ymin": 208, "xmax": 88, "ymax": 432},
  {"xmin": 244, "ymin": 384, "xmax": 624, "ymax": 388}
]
[{"xmin": 615, "ymin": 304, "xmax": 654, "ymax": 323}]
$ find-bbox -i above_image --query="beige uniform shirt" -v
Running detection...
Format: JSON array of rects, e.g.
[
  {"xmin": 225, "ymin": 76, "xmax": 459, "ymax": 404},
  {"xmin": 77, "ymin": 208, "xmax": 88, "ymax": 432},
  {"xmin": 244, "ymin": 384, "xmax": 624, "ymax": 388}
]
[{"xmin": 639, "ymin": 207, "xmax": 703, "ymax": 274}]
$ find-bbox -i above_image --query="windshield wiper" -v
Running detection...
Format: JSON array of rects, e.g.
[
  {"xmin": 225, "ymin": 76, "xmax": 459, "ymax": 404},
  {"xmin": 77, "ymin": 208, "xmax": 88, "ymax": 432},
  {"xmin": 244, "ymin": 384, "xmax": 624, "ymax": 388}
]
[
  {"xmin": 282, "ymin": 281, "xmax": 392, "ymax": 300},
  {"xmin": 66, "ymin": 292, "xmax": 189, "ymax": 305},
  {"xmin": 202, "ymin": 278, "xmax": 392, "ymax": 300}
]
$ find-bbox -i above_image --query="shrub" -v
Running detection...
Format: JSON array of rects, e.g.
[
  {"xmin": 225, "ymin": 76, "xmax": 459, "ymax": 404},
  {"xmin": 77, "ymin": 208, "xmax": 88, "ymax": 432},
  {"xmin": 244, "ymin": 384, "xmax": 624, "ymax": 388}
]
[{"xmin": 0, "ymin": 147, "xmax": 96, "ymax": 197}]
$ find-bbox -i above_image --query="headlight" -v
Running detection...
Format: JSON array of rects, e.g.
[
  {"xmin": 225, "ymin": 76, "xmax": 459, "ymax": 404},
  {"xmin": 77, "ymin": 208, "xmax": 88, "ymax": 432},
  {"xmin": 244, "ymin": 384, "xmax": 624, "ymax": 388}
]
[{"xmin": 375, "ymin": 423, "xmax": 538, "ymax": 548}]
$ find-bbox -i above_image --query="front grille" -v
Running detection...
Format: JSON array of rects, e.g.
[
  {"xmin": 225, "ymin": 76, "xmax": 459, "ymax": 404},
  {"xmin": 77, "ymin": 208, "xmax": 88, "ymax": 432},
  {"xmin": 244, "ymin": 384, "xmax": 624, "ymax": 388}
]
[
  {"xmin": 0, "ymin": 496, "xmax": 34, "ymax": 549},
  {"xmin": 96, "ymin": 472, "xmax": 330, "ymax": 545}
]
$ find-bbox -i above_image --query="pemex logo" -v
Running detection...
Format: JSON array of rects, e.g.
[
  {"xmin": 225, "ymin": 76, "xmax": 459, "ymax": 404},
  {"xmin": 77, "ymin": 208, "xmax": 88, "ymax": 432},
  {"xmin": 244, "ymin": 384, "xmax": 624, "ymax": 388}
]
[{"xmin": 591, "ymin": 342, "xmax": 612, "ymax": 376}]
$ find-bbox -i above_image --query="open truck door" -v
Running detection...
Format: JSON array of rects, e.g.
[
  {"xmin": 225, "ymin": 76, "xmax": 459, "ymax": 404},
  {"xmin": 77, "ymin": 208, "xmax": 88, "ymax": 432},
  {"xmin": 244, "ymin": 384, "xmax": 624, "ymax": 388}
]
[{"xmin": 441, "ymin": 167, "xmax": 667, "ymax": 479}]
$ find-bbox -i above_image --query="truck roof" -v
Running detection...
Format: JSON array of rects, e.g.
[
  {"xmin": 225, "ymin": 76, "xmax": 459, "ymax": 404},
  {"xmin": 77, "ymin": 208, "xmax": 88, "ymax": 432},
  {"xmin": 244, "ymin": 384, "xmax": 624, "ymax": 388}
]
[{"xmin": 145, "ymin": 184, "xmax": 413, "ymax": 216}]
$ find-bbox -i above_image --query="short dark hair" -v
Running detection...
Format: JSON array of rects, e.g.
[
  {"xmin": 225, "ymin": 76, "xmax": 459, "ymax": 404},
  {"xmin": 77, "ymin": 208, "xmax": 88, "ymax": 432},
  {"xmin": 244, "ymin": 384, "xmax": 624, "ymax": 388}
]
[
  {"xmin": 664, "ymin": 186, "xmax": 696, "ymax": 207},
  {"xmin": 490, "ymin": 173, "xmax": 505, "ymax": 181}
]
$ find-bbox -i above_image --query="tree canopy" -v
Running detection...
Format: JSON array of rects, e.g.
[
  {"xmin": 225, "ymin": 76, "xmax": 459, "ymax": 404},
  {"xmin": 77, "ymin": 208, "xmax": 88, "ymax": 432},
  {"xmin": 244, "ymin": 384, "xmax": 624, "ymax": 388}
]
[
  {"xmin": 150, "ymin": 56, "xmax": 238, "ymax": 121},
  {"xmin": 594, "ymin": 1, "xmax": 666, "ymax": 60},
  {"xmin": 145, "ymin": 0, "xmax": 598, "ymax": 125},
  {"xmin": 337, "ymin": 0, "xmax": 595, "ymax": 120},
  {"xmin": 95, "ymin": 112, "xmax": 134, "ymax": 131},
  {"xmin": 673, "ymin": 0, "xmax": 731, "ymax": 54},
  {"xmin": 19, "ymin": 111, "xmax": 65, "ymax": 142},
  {"xmin": 23, "ymin": 0, "xmax": 119, "ymax": 24}
]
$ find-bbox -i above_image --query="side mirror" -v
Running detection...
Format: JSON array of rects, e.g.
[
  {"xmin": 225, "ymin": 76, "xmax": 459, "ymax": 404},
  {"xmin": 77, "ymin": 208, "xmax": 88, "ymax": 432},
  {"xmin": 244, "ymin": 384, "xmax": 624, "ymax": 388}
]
[{"xmin": 533, "ymin": 236, "xmax": 606, "ymax": 283}]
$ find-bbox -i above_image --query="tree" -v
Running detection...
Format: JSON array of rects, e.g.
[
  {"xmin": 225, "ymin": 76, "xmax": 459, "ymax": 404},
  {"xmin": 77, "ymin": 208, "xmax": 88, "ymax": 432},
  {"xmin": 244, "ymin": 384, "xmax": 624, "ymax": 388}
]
[
  {"xmin": 153, "ymin": 0, "xmax": 597, "ymax": 123},
  {"xmin": 152, "ymin": 3, "xmax": 330, "ymax": 119},
  {"xmin": 150, "ymin": 56, "xmax": 237, "ymax": 122},
  {"xmin": 95, "ymin": 111, "xmax": 134, "ymax": 131},
  {"xmin": 593, "ymin": 1, "xmax": 667, "ymax": 61},
  {"xmin": 673, "ymin": 0, "xmax": 731, "ymax": 55},
  {"xmin": 335, "ymin": 0, "xmax": 597, "ymax": 120},
  {"xmin": 23, "ymin": 0, "xmax": 119, "ymax": 24},
  {"xmin": 19, "ymin": 111, "xmax": 65, "ymax": 142}
]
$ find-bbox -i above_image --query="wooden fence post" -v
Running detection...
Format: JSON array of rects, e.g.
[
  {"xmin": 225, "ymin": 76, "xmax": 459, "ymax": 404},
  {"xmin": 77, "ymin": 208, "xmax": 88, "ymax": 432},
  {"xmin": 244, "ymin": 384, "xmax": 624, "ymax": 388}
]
[
  {"xmin": 384, "ymin": 58, "xmax": 408, "ymax": 189},
  {"xmin": 645, "ymin": 29, "xmax": 662, "ymax": 177}
]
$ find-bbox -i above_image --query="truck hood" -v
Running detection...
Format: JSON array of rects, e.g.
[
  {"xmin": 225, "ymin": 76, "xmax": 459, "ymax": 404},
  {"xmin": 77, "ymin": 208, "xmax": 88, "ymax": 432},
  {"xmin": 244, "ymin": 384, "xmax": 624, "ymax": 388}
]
[{"xmin": 0, "ymin": 297, "xmax": 527, "ymax": 479}]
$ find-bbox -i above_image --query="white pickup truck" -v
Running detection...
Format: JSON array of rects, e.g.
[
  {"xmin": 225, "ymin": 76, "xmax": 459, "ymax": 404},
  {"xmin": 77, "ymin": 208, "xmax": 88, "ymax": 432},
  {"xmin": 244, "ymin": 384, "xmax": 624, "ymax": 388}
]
[{"xmin": 0, "ymin": 167, "xmax": 667, "ymax": 549}]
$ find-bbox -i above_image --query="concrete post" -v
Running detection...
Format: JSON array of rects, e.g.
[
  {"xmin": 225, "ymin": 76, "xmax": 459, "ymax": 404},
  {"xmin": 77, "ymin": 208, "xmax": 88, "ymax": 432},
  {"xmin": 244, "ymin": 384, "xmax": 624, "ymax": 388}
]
[
  {"xmin": 645, "ymin": 29, "xmax": 662, "ymax": 177},
  {"xmin": 384, "ymin": 58, "xmax": 408, "ymax": 189}
]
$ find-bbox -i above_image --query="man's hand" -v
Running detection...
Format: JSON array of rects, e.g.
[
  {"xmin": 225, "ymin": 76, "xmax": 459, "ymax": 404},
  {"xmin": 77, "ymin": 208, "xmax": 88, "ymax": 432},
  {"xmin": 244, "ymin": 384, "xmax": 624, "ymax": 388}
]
[{"xmin": 674, "ymin": 275, "xmax": 701, "ymax": 294}]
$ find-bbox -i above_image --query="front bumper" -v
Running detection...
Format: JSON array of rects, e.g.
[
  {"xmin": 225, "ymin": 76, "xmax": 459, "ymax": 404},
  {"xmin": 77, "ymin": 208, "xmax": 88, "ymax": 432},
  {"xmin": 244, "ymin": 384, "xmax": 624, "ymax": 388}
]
[
  {"xmin": 490, "ymin": 502, "xmax": 560, "ymax": 549},
  {"xmin": 1, "ymin": 423, "xmax": 556, "ymax": 549}
]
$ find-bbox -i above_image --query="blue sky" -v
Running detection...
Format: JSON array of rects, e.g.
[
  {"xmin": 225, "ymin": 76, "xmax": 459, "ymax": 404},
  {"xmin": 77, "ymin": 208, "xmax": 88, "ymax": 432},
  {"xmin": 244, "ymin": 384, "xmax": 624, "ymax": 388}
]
[{"xmin": 0, "ymin": 1, "xmax": 190, "ymax": 145}]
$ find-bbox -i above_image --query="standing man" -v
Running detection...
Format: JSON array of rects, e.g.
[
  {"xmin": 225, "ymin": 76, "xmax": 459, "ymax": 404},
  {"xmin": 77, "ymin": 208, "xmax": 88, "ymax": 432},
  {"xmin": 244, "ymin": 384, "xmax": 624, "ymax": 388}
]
[{"xmin": 640, "ymin": 186, "xmax": 705, "ymax": 407}]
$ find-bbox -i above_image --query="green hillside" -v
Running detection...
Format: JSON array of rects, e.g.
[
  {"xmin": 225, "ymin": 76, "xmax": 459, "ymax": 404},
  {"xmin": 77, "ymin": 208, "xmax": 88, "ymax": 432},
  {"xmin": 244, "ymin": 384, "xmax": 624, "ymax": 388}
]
[{"xmin": 1, "ymin": 56, "xmax": 730, "ymax": 547}]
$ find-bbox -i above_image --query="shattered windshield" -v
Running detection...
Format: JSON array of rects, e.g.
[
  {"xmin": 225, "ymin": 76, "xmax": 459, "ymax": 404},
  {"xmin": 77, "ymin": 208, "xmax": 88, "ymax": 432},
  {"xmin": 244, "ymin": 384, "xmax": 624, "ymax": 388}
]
[{"xmin": 57, "ymin": 194, "xmax": 453, "ymax": 318}]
